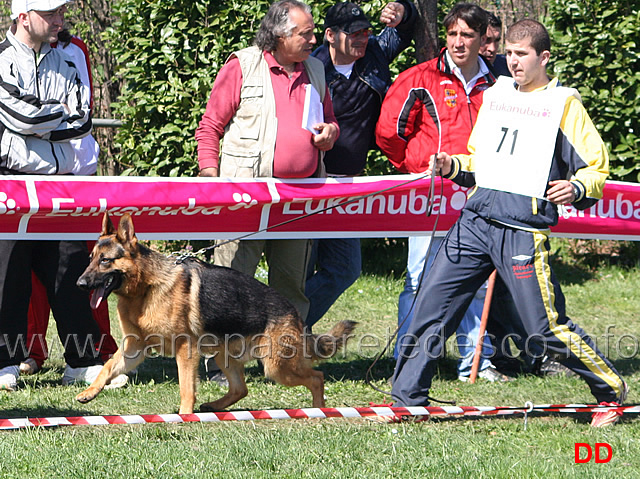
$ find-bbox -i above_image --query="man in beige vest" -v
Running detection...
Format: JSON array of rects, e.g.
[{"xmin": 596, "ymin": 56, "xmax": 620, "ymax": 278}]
[{"xmin": 195, "ymin": 0, "xmax": 339, "ymax": 384}]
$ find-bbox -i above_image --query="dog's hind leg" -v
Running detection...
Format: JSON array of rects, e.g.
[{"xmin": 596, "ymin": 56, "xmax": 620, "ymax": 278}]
[
  {"xmin": 264, "ymin": 358, "xmax": 326, "ymax": 408},
  {"xmin": 199, "ymin": 358, "xmax": 248, "ymax": 412},
  {"xmin": 261, "ymin": 326, "xmax": 327, "ymax": 407},
  {"xmin": 76, "ymin": 334, "xmax": 145, "ymax": 404},
  {"xmin": 175, "ymin": 336, "xmax": 201, "ymax": 414}
]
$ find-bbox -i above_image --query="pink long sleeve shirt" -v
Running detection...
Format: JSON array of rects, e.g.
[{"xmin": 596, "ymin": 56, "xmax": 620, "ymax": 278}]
[{"xmin": 195, "ymin": 51, "xmax": 338, "ymax": 178}]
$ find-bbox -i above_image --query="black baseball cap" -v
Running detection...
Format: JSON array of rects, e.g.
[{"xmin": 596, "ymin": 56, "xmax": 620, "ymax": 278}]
[{"xmin": 324, "ymin": 2, "xmax": 372, "ymax": 34}]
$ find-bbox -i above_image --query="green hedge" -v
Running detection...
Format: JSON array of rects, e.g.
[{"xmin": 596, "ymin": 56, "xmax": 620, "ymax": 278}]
[
  {"xmin": 108, "ymin": 0, "xmax": 639, "ymax": 181},
  {"xmin": 107, "ymin": 0, "xmax": 405, "ymax": 177},
  {"xmin": 105, "ymin": 0, "xmax": 469, "ymax": 177},
  {"xmin": 105, "ymin": 0, "xmax": 265, "ymax": 176}
]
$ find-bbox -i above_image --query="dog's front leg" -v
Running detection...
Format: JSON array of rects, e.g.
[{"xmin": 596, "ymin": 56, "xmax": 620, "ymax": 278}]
[
  {"xmin": 175, "ymin": 336, "xmax": 200, "ymax": 414},
  {"xmin": 76, "ymin": 335, "xmax": 145, "ymax": 404}
]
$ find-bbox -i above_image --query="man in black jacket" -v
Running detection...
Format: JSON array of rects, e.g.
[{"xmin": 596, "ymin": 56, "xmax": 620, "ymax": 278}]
[{"xmin": 305, "ymin": 1, "xmax": 416, "ymax": 331}]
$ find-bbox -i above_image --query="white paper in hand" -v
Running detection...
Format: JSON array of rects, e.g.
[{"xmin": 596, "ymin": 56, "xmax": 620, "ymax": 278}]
[{"xmin": 302, "ymin": 84, "xmax": 324, "ymax": 134}]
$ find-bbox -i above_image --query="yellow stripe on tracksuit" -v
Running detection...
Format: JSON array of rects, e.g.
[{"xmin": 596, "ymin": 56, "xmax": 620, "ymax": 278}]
[{"xmin": 532, "ymin": 232, "xmax": 624, "ymax": 397}]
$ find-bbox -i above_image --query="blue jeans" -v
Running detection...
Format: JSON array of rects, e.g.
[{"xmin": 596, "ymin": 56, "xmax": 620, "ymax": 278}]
[
  {"xmin": 394, "ymin": 236, "xmax": 493, "ymax": 376},
  {"xmin": 305, "ymin": 238, "xmax": 361, "ymax": 329}
]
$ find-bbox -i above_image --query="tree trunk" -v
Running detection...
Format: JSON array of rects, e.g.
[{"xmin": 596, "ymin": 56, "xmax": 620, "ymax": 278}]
[
  {"xmin": 414, "ymin": 0, "xmax": 439, "ymax": 63},
  {"xmin": 68, "ymin": 0, "xmax": 123, "ymax": 175},
  {"xmin": 413, "ymin": 0, "xmax": 548, "ymax": 64}
]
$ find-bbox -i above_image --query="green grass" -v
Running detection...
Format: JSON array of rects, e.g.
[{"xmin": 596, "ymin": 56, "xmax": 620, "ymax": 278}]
[{"xmin": 1, "ymin": 257, "xmax": 639, "ymax": 478}]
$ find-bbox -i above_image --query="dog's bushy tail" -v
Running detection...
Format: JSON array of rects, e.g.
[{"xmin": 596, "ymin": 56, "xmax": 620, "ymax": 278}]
[{"xmin": 307, "ymin": 320, "xmax": 358, "ymax": 361}]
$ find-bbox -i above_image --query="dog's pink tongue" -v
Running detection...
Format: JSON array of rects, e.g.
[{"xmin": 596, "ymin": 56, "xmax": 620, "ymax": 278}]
[{"xmin": 90, "ymin": 286, "xmax": 106, "ymax": 310}]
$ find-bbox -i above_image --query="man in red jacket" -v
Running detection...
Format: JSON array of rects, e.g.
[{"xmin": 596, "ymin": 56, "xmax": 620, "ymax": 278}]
[{"xmin": 376, "ymin": 3, "xmax": 508, "ymax": 382}]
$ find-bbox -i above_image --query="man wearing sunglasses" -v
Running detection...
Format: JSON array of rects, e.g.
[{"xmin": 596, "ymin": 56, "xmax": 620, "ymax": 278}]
[{"xmin": 305, "ymin": 1, "xmax": 416, "ymax": 332}]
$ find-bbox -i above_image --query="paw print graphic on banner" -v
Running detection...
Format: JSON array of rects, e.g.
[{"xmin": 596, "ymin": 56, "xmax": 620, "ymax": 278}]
[
  {"xmin": 228, "ymin": 192, "xmax": 258, "ymax": 211},
  {"xmin": 449, "ymin": 183, "xmax": 471, "ymax": 211},
  {"xmin": 0, "ymin": 192, "xmax": 17, "ymax": 215}
]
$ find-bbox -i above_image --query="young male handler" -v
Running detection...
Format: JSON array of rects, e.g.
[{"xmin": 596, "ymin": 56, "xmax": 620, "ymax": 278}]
[{"xmin": 389, "ymin": 19, "xmax": 627, "ymax": 427}]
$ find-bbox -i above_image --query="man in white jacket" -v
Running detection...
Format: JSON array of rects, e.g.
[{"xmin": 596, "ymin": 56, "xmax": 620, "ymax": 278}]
[{"xmin": 0, "ymin": 0, "xmax": 106, "ymax": 390}]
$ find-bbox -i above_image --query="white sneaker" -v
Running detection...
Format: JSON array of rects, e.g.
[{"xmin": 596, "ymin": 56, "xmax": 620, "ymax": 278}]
[
  {"xmin": 62, "ymin": 364, "xmax": 104, "ymax": 386},
  {"xmin": 19, "ymin": 357, "xmax": 40, "ymax": 375},
  {"xmin": 458, "ymin": 366, "xmax": 513, "ymax": 383},
  {"xmin": 0, "ymin": 365, "xmax": 20, "ymax": 391},
  {"xmin": 105, "ymin": 372, "xmax": 129, "ymax": 390},
  {"xmin": 62, "ymin": 364, "xmax": 128, "ymax": 389}
]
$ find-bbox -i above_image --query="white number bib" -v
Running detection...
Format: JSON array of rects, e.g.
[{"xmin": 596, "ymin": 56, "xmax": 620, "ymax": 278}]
[{"xmin": 473, "ymin": 77, "xmax": 576, "ymax": 199}]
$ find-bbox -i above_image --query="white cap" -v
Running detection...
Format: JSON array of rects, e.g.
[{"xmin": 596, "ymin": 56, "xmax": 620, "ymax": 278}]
[{"xmin": 11, "ymin": 0, "xmax": 72, "ymax": 20}]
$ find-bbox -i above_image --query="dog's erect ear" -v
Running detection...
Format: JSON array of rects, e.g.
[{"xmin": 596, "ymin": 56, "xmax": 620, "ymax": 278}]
[
  {"xmin": 116, "ymin": 213, "xmax": 137, "ymax": 246},
  {"xmin": 101, "ymin": 212, "xmax": 116, "ymax": 236}
]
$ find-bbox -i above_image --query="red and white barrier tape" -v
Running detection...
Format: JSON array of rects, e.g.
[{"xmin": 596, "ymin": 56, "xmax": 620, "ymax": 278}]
[{"xmin": 0, "ymin": 404, "xmax": 638, "ymax": 430}]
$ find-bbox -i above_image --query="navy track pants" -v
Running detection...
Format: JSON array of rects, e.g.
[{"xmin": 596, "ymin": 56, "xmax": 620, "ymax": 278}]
[{"xmin": 391, "ymin": 209, "xmax": 625, "ymax": 405}]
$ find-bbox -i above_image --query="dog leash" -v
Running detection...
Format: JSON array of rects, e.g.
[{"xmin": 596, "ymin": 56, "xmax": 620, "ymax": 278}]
[
  {"xmin": 173, "ymin": 159, "xmax": 452, "ymax": 404},
  {"xmin": 363, "ymin": 146, "xmax": 457, "ymax": 405},
  {"xmin": 364, "ymin": 169, "xmax": 457, "ymax": 406},
  {"xmin": 170, "ymin": 173, "xmax": 431, "ymax": 263}
]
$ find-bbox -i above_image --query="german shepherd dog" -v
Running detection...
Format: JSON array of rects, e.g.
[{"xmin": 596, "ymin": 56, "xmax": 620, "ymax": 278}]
[{"xmin": 75, "ymin": 213, "xmax": 357, "ymax": 414}]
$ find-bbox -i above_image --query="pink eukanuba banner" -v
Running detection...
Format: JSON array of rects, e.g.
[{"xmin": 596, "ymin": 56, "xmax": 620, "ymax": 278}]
[{"xmin": 0, "ymin": 175, "xmax": 638, "ymax": 241}]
